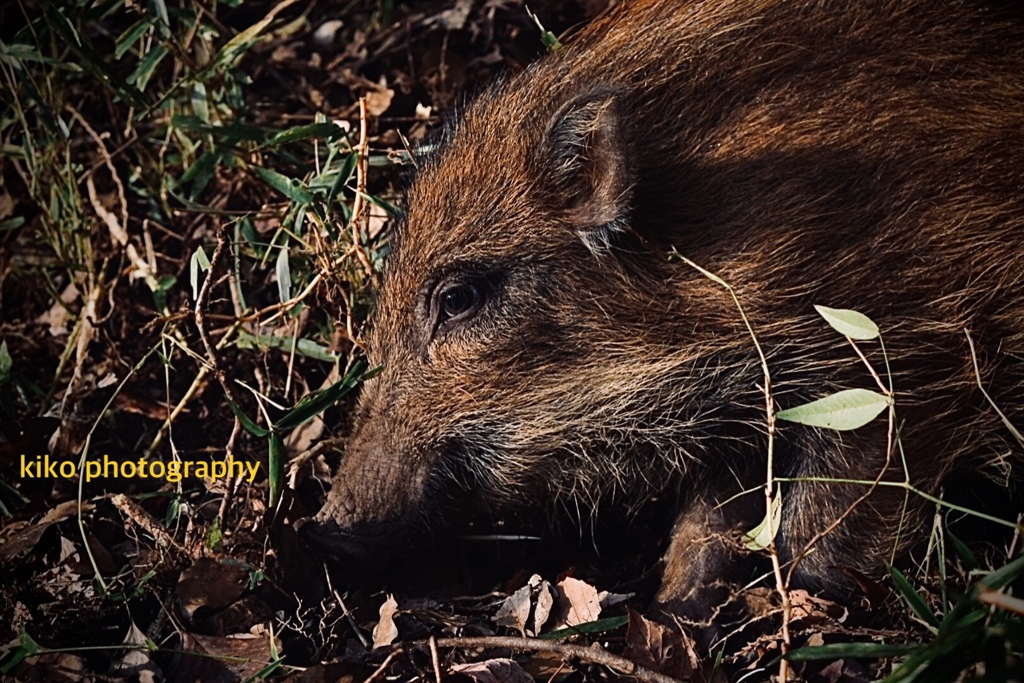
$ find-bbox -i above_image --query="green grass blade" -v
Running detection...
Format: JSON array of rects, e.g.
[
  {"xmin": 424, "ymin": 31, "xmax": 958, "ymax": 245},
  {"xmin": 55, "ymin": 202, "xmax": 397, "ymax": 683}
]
[
  {"xmin": 37, "ymin": 0, "xmax": 147, "ymax": 108},
  {"xmin": 275, "ymin": 360, "xmax": 370, "ymax": 431},
  {"xmin": 268, "ymin": 431, "xmax": 284, "ymax": 507},
  {"xmin": 786, "ymin": 641, "xmax": 921, "ymax": 662},
  {"xmin": 888, "ymin": 565, "xmax": 940, "ymax": 630}
]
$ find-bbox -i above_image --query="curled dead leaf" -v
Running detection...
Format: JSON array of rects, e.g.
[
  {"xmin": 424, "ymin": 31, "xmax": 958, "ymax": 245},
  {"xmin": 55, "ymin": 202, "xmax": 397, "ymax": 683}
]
[{"xmin": 372, "ymin": 594, "xmax": 399, "ymax": 648}]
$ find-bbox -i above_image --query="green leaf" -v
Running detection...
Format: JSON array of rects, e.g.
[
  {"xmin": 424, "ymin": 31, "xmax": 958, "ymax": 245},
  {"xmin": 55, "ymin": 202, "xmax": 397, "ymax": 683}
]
[
  {"xmin": 236, "ymin": 329, "xmax": 339, "ymax": 363},
  {"xmin": 814, "ymin": 305, "xmax": 880, "ymax": 340},
  {"xmin": 128, "ymin": 44, "xmax": 168, "ymax": 92},
  {"xmin": 171, "ymin": 115, "xmax": 269, "ymax": 143},
  {"xmin": 977, "ymin": 550, "xmax": 1024, "ymax": 591},
  {"xmin": 275, "ymin": 245, "xmax": 291, "ymax": 303},
  {"xmin": 189, "ymin": 246, "xmax": 210, "ymax": 300},
  {"xmin": 114, "ymin": 17, "xmax": 153, "ymax": 59},
  {"xmin": 0, "ymin": 217, "xmax": 25, "ymax": 232},
  {"xmin": 0, "ymin": 341, "xmax": 10, "ymax": 381},
  {"xmin": 946, "ymin": 529, "xmax": 979, "ymax": 572},
  {"xmin": 777, "ymin": 388, "xmax": 889, "ymax": 431},
  {"xmin": 253, "ymin": 166, "xmax": 316, "ymax": 204},
  {"xmin": 37, "ymin": 0, "xmax": 147, "ymax": 108},
  {"xmin": 744, "ymin": 489, "xmax": 783, "ymax": 551},
  {"xmin": 190, "ymin": 82, "xmax": 210, "ymax": 123},
  {"xmin": 361, "ymin": 191, "xmax": 401, "ymax": 217},
  {"xmin": 225, "ymin": 397, "xmax": 270, "ymax": 438},
  {"xmin": 268, "ymin": 431, "xmax": 284, "ymax": 507},
  {"xmin": 327, "ymin": 153, "xmax": 357, "ymax": 206},
  {"xmin": 265, "ymin": 122, "xmax": 348, "ymax": 147},
  {"xmin": 1, "ymin": 629, "xmax": 41, "ymax": 674},
  {"xmin": 216, "ymin": 14, "xmax": 273, "ymax": 67},
  {"xmin": 149, "ymin": 0, "xmax": 170, "ymax": 36},
  {"xmin": 180, "ymin": 150, "xmax": 221, "ymax": 200},
  {"xmin": 887, "ymin": 565, "xmax": 940, "ymax": 629},
  {"xmin": 786, "ymin": 641, "xmax": 921, "ymax": 662},
  {"xmin": 537, "ymin": 615, "xmax": 630, "ymax": 640},
  {"xmin": 205, "ymin": 514, "xmax": 224, "ymax": 551},
  {"xmin": 275, "ymin": 360, "xmax": 371, "ymax": 431}
]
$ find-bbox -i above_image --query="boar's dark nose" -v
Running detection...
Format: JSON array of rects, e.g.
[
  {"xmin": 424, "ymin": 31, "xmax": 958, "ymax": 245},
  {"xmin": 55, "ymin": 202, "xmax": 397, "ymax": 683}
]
[{"xmin": 294, "ymin": 516, "xmax": 397, "ymax": 569}]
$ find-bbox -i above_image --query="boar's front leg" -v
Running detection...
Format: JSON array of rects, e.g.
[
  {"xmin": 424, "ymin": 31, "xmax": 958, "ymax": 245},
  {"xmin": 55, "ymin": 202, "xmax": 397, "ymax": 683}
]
[{"xmin": 653, "ymin": 493, "xmax": 761, "ymax": 637}]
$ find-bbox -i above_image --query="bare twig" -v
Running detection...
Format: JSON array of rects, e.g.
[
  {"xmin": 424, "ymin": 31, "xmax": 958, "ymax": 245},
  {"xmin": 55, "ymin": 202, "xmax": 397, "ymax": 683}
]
[
  {"xmin": 364, "ymin": 649, "xmax": 402, "ymax": 683},
  {"xmin": 349, "ymin": 97, "xmax": 378, "ymax": 281},
  {"xmin": 672, "ymin": 252, "xmax": 791, "ymax": 681},
  {"xmin": 429, "ymin": 636, "xmax": 442, "ymax": 683},
  {"xmin": 112, "ymin": 493, "xmax": 187, "ymax": 556},
  {"xmin": 978, "ymin": 588, "xmax": 1024, "ymax": 616},
  {"xmin": 965, "ymin": 329, "xmax": 1024, "ymax": 447},
  {"xmin": 420, "ymin": 635, "xmax": 684, "ymax": 683},
  {"xmin": 195, "ymin": 226, "xmax": 239, "ymax": 406}
]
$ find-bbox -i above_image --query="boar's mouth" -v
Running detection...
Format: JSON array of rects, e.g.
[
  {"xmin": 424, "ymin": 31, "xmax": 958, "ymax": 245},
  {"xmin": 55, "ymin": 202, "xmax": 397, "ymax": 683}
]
[{"xmin": 295, "ymin": 515, "xmax": 411, "ymax": 570}]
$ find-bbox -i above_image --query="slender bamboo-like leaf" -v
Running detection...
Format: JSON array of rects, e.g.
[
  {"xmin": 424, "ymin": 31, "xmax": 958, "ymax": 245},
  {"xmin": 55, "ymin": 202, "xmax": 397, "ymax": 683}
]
[
  {"xmin": 127, "ymin": 44, "xmax": 168, "ymax": 92},
  {"xmin": 946, "ymin": 529, "xmax": 979, "ymax": 572},
  {"xmin": 786, "ymin": 641, "xmax": 921, "ymax": 662},
  {"xmin": 171, "ymin": 115, "xmax": 268, "ymax": 142},
  {"xmin": 275, "ymin": 360, "xmax": 371, "ymax": 431},
  {"xmin": 777, "ymin": 388, "xmax": 889, "ymax": 431},
  {"xmin": 888, "ymin": 565, "xmax": 940, "ymax": 629},
  {"xmin": 0, "ymin": 630, "xmax": 41, "ymax": 674},
  {"xmin": 268, "ymin": 431, "xmax": 284, "ymax": 507},
  {"xmin": 225, "ymin": 397, "xmax": 270, "ymax": 438},
  {"xmin": 265, "ymin": 122, "xmax": 348, "ymax": 147},
  {"xmin": 275, "ymin": 245, "xmax": 291, "ymax": 303},
  {"xmin": 327, "ymin": 153, "xmax": 357, "ymax": 206},
  {"xmin": 253, "ymin": 166, "xmax": 316, "ymax": 204},
  {"xmin": 114, "ymin": 18, "xmax": 154, "ymax": 59},
  {"xmin": 189, "ymin": 246, "xmax": 210, "ymax": 299},
  {"xmin": 215, "ymin": 14, "xmax": 273, "ymax": 67},
  {"xmin": 236, "ymin": 329, "xmax": 339, "ymax": 363},
  {"xmin": 0, "ymin": 217, "xmax": 26, "ymax": 232},
  {"xmin": 38, "ymin": 0, "xmax": 146, "ymax": 108},
  {"xmin": 537, "ymin": 616, "xmax": 629, "ymax": 640},
  {"xmin": 0, "ymin": 341, "xmax": 11, "ymax": 379}
]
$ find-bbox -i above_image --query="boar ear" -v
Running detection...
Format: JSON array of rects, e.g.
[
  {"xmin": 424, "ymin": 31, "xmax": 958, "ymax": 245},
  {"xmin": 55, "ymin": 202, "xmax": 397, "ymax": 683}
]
[{"xmin": 543, "ymin": 89, "xmax": 632, "ymax": 253}]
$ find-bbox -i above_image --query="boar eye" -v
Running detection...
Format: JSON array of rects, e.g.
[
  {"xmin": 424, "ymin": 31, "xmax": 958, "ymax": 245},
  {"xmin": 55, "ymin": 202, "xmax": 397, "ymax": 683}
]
[{"xmin": 438, "ymin": 282, "xmax": 483, "ymax": 325}]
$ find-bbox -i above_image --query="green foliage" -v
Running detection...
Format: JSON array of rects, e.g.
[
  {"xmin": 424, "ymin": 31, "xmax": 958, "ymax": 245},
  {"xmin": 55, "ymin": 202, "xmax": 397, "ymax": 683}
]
[
  {"xmin": 2, "ymin": 0, "xmax": 394, "ymax": 494},
  {"xmin": 787, "ymin": 554, "xmax": 1024, "ymax": 681},
  {"xmin": 777, "ymin": 387, "xmax": 891, "ymax": 431},
  {"xmin": 780, "ymin": 306, "xmax": 1022, "ymax": 681}
]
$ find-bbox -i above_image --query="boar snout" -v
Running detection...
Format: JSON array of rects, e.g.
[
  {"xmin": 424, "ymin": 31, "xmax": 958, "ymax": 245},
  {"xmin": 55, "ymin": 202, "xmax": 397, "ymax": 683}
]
[{"xmin": 297, "ymin": 414, "xmax": 436, "ymax": 566}]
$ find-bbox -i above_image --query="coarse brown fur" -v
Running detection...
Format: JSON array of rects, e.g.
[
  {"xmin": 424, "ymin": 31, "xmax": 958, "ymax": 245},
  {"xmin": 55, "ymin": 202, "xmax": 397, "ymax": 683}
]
[{"xmin": 300, "ymin": 0, "xmax": 1024, "ymax": 634}]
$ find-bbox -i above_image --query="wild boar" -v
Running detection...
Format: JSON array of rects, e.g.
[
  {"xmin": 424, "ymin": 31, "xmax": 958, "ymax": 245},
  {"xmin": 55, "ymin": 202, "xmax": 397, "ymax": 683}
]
[{"xmin": 299, "ymin": 0, "xmax": 1024, "ymax": 627}]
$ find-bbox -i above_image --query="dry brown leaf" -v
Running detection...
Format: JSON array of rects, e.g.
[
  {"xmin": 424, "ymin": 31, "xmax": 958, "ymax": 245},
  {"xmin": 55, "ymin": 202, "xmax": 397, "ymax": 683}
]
[
  {"xmin": 110, "ymin": 622, "xmax": 162, "ymax": 680},
  {"xmin": 494, "ymin": 582, "xmax": 532, "ymax": 636},
  {"xmin": 450, "ymin": 658, "xmax": 534, "ymax": 683},
  {"xmin": 176, "ymin": 631, "xmax": 279, "ymax": 682},
  {"xmin": 372, "ymin": 594, "xmax": 399, "ymax": 648},
  {"xmin": 494, "ymin": 574, "xmax": 558, "ymax": 636},
  {"xmin": 624, "ymin": 607, "xmax": 699, "ymax": 681},
  {"xmin": 813, "ymin": 658, "xmax": 871, "ymax": 683},
  {"xmin": 0, "ymin": 500, "xmax": 85, "ymax": 561},
  {"xmin": 551, "ymin": 576, "xmax": 601, "ymax": 629},
  {"xmin": 530, "ymin": 577, "xmax": 557, "ymax": 634},
  {"xmin": 789, "ymin": 589, "xmax": 849, "ymax": 628},
  {"xmin": 364, "ymin": 77, "xmax": 394, "ymax": 117},
  {"xmin": 177, "ymin": 558, "xmax": 249, "ymax": 620}
]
